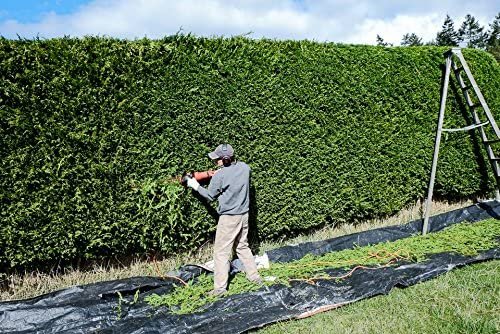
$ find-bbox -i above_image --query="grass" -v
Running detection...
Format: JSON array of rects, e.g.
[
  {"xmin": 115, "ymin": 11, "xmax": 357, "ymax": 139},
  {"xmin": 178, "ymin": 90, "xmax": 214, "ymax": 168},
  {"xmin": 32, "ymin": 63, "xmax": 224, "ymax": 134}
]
[
  {"xmin": 255, "ymin": 260, "xmax": 500, "ymax": 334},
  {"xmin": 0, "ymin": 199, "xmax": 476, "ymax": 301}
]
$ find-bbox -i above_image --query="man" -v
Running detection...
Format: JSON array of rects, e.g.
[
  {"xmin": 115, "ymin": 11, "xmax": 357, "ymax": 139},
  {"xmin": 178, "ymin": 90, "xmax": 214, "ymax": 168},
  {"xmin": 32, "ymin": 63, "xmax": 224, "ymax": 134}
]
[{"xmin": 186, "ymin": 143, "xmax": 262, "ymax": 296}]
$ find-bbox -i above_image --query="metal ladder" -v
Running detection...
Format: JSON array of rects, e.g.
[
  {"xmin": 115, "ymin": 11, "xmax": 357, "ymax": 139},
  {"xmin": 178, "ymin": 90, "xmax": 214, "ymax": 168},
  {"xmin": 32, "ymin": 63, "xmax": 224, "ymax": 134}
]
[{"xmin": 422, "ymin": 48, "xmax": 500, "ymax": 235}]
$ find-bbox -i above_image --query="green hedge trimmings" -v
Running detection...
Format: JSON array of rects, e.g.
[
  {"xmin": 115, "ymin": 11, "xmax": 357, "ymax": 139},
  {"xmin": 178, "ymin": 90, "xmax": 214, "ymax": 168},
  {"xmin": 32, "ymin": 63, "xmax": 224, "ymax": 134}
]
[
  {"xmin": 145, "ymin": 218, "xmax": 500, "ymax": 314},
  {"xmin": 1, "ymin": 36, "xmax": 499, "ymax": 270}
]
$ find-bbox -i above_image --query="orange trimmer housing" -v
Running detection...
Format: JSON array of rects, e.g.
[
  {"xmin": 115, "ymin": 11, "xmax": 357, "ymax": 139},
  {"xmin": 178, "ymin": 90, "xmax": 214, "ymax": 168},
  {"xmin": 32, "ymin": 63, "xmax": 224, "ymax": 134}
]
[
  {"xmin": 193, "ymin": 170, "xmax": 217, "ymax": 181},
  {"xmin": 181, "ymin": 170, "xmax": 217, "ymax": 187}
]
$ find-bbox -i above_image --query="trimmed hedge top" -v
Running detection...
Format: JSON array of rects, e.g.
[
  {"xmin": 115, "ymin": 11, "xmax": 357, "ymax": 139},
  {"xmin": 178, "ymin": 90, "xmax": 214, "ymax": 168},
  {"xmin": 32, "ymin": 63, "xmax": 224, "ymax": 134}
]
[{"xmin": 1, "ymin": 35, "xmax": 499, "ymax": 270}]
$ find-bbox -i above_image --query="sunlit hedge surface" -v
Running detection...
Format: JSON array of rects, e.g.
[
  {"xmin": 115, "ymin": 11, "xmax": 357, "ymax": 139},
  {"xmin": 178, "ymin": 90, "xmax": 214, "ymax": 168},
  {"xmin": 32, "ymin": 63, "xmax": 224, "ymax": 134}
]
[{"xmin": 1, "ymin": 35, "xmax": 499, "ymax": 270}]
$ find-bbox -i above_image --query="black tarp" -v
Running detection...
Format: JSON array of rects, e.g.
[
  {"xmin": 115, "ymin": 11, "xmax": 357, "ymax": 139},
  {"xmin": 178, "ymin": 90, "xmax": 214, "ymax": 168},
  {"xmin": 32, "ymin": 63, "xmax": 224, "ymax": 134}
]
[{"xmin": 0, "ymin": 201, "xmax": 499, "ymax": 334}]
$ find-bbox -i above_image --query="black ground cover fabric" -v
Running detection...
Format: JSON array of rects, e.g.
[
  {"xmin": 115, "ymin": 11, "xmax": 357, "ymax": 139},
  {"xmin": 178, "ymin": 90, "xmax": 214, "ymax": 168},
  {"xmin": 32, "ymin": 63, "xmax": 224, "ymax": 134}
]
[{"xmin": 0, "ymin": 202, "xmax": 499, "ymax": 334}]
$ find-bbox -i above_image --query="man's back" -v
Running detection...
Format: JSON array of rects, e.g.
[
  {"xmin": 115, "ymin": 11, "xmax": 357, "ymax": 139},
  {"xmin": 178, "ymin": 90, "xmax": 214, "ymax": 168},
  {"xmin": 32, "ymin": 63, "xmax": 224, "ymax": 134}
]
[{"xmin": 210, "ymin": 161, "xmax": 250, "ymax": 215}]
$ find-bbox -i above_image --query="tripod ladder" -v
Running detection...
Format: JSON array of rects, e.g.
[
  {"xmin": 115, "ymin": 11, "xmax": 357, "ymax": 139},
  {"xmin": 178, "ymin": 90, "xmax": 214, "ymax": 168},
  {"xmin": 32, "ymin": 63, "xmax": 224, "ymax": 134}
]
[{"xmin": 422, "ymin": 48, "xmax": 500, "ymax": 235}]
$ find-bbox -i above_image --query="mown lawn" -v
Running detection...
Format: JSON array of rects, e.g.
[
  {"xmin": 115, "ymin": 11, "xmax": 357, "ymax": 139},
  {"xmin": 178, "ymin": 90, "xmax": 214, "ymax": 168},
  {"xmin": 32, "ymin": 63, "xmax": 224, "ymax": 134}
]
[{"xmin": 255, "ymin": 260, "xmax": 499, "ymax": 334}]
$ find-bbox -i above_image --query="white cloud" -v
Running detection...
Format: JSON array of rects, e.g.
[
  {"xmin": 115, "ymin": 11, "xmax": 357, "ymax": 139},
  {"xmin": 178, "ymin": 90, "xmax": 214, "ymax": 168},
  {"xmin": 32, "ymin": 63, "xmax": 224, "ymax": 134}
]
[
  {"xmin": 347, "ymin": 14, "xmax": 443, "ymax": 45},
  {"xmin": 0, "ymin": 0, "xmax": 497, "ymax": 44}
]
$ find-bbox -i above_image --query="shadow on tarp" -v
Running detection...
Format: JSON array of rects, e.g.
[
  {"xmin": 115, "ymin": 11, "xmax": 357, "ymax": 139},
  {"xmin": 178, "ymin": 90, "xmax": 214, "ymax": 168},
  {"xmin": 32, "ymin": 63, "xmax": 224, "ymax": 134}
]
[{"xmin": 0, "ymin": 201, "xmax": 499, "ymax": 334}]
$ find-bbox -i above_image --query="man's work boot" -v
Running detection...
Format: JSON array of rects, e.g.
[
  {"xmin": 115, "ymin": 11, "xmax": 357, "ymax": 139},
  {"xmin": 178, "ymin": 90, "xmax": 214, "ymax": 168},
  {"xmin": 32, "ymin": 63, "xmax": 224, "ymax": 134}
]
[{"xmin": 207, "ymin": 288, "xmax": 227, "ymax": 297}]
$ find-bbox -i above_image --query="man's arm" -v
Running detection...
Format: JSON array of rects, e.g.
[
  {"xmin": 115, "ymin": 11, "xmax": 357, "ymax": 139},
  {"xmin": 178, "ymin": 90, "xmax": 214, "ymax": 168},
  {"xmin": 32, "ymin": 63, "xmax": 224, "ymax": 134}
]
[{"xmin": 188, "ymin": 174, "xmax": 223, "ymax": 202}]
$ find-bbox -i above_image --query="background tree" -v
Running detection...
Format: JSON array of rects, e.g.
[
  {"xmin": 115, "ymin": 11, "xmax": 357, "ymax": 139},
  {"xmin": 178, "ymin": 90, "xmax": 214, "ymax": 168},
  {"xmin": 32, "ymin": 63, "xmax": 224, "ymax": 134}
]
[
  {"xmin": 436, "ymin": 15, "xmax": 461, "ymax": 46},
  {"xmin": 401, "ymin": 33, "xmax": 423, "ymax": 46},
  {"xmin": 486, "ymin": 13, "xmax": 500, "ymax": 62},
  {"xmin": 458, "ymin": 14, "xmax": 487, "ymax": 48},
  {"xmin": 376, "ymin": 34, "xmax": 392, "ymax": 47}
]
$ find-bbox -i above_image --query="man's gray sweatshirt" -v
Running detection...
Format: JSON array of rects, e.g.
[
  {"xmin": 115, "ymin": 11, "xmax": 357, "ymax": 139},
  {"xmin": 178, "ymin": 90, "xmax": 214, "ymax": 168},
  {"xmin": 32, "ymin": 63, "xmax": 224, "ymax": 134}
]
[{"xmin": 197, "ymin": 161, "xmax": 250, "ymax": 215}]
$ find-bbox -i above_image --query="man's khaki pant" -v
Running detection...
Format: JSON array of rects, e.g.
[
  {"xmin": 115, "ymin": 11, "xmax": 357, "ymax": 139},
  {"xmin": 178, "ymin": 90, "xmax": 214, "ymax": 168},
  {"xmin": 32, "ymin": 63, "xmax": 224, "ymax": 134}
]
[{"xmin": 213, "ymin": 213, "xmax": 260, "ymax": 290}]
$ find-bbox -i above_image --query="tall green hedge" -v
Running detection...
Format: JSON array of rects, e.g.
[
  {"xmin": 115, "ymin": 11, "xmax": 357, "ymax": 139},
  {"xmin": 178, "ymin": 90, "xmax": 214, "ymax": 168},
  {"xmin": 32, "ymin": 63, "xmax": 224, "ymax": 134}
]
[{"xmin": 1, "ymin": 36, "xmax": 499, "ymax": 270}]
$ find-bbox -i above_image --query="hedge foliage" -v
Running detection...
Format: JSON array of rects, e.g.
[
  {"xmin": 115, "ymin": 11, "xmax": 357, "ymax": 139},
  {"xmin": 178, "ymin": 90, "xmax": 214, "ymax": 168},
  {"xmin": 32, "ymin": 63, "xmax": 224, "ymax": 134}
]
[{"xmin": 1, "ymin": 35, "xmax": 499, "ymax": 270}]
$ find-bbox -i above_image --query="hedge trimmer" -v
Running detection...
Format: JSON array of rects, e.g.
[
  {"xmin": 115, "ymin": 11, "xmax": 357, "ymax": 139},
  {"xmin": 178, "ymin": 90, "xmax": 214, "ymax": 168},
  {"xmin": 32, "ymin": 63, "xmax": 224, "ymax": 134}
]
[{"xmin": 180, "ymin": 170, "xmax": 217, "ymax": 187}]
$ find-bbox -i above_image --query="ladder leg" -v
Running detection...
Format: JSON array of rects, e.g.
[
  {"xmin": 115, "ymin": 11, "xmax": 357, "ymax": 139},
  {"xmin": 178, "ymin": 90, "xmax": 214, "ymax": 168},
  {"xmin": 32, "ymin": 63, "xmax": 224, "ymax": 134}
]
[{"xmin": 423, "ymin": 56, "xmax": 452, "ymax": 235}]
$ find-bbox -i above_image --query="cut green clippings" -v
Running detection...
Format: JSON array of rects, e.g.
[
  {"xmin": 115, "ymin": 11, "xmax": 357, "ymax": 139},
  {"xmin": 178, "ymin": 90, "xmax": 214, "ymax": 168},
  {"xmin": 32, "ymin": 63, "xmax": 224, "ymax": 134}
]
[
  {"xmin": 145, "ymin": 218, "xmax": 500, "ymax": 314},
  {"xmin": 145, "ymin": 272, "xmax": 263, "ymax": 314},
  {"xmin": 146, "ymin": 274, "xmax": 217, "ymax": 314}
]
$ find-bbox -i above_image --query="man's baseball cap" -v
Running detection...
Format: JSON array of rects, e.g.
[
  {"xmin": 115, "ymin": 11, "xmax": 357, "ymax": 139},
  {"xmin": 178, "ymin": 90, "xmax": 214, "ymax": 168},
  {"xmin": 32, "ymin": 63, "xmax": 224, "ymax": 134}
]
[{"xmin": 208, "ymin": 144, "xmax": 234, "ymax": 160}]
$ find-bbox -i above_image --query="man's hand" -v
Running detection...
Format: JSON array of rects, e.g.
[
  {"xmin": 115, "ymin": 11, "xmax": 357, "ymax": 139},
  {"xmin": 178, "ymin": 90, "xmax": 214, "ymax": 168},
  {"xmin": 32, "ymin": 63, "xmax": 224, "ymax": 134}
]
[{"xmin": 186, "ymin": 177, "xmax": 200, "ymax": 191}]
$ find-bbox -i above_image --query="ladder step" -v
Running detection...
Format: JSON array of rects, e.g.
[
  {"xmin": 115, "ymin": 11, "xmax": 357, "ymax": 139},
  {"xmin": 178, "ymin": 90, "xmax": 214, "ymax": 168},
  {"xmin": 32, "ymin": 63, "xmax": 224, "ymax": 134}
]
[
  {"xmin": 461, "ymin": 85, "xmax": 472, "ymax": 91},
  {"xmin": 470, "ymin": 103, "xmax": 482, "ymax": 109},
  {"xmin": 443, "ymin": 122, "xmax": 488, "ymax": 132},
  {"xmin": 484, "ymin": 138, "xmax": 500, "ymax": 144},
  {"xmin": 454, "ymin": 66, "xmax": 464, "ymax": 72}
]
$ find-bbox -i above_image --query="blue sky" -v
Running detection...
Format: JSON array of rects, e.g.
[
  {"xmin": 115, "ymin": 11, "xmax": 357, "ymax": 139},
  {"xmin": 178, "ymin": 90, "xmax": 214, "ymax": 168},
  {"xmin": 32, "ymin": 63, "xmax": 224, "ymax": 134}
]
[
  {"xmin": 0, "ymin": 1, "xmax": 498, "ymax": 45},
  {"xmin": 0, "ymin": 0, "xmax": 87, "ymax": 22}
]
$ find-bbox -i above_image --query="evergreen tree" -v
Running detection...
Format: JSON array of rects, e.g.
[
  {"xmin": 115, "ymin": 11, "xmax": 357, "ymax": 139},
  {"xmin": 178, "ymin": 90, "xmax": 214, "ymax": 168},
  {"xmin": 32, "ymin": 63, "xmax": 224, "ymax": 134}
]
[
  {"xmin": 376, "ymin": 34, "xmax": 392, "ymax": 47},
  {"xmin": 436, "ymin": 15, "xmax": 461, "ymax": 46},
  {"xmin": 486, "ymin": 13, "xmax": 500, "ymax": 62},
  {"xmin": 486, "ymin": 13, "xmax": 500, "ymax": 46},
  {"xmin": 458, "ymin": 14, "xmax": 487, "ymax": 48},
  {"xmin": 401, "ymin": 33, "xmax": 423, "ymax": 46}
]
